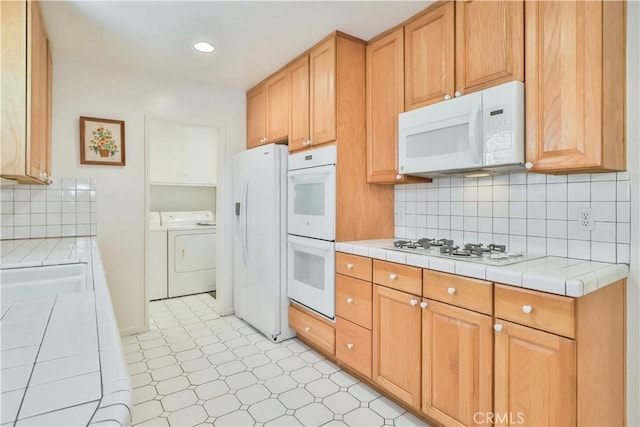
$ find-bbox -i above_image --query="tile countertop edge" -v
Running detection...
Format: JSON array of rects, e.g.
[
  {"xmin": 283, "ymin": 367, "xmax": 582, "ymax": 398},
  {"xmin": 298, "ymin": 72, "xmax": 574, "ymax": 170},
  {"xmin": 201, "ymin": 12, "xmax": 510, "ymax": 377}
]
[
  {"xmin": 337, "ymin": 239, "xmax": 629, "ymax": 297},
  {"xmin": 0, "ymin": 238, "xmax": 132, "ymax": 427}
]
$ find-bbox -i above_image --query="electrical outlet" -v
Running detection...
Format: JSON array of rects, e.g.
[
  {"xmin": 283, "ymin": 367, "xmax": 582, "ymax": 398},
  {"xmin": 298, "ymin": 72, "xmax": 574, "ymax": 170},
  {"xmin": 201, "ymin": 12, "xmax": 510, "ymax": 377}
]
[
  {"xmin": 397, "ymin": 206, "xmax": 406, "ymax": 224},
  {"xmin": 578, "ymin": 208, "xmax": 595, "ymax": 231}
]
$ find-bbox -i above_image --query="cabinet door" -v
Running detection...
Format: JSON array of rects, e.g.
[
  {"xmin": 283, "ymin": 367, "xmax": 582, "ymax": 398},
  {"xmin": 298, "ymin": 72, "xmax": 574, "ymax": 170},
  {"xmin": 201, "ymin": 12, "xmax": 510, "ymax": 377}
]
[
  {"xmin": 366, "ymin": 28, "xmax": 406, "ymax": 184},
  {"xmin": 265, "ymin": 69, "xmax": 288, "ymax": 143},
  {"xmin": 404, "ymin": 2, "xmax": 454, "ymax": 111},
  {"xmin": 309, "ymin": 37, "xmax": 336, "ymax": 146},
  {"xmin": 494, "ymin": 319, "xmax": 576, "ymax": 426},
  {"xmin": 27, "ymin": 1, "xmax": 47, "ymax": 182},
  {"xmin": 525, "ymin": 1, "xmax": 625, "ymax": 172},
  {"xmin": 182, "ymin": 126, "xmax": 217, "ymax": 185},
  {"xmin": 372, "ymin": 285, "xmax": 421, "ymax": 408},
  {"xmin": 455, "ymin": 0, "xmax": 524, "ymax": 95},
  {"xmin": 148, "ymin": 119, "xmax": 183, "ymax": 184},
  {"xmin": 422, "ymin": 300, "xmax": 492, "ymax": 427},
  {"xmin": 246, "ymin": 84, "xmax": 266, "ymax": 148},
  {"xmin": 288, "ymin": 55, "xmax": 310, "ymax": 152}
]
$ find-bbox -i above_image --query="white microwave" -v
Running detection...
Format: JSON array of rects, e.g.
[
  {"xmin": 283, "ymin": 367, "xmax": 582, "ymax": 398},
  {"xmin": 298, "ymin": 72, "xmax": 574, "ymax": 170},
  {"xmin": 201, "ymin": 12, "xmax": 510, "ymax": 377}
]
[{"xmin": 398, "ymin": 81, "xmax": 524, "ymax": 177}]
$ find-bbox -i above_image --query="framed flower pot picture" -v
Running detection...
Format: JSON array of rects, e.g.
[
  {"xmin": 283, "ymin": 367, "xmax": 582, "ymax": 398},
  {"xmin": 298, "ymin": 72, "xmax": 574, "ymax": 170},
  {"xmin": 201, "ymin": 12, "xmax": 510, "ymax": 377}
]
[{"xmin": 80, "ymin": 116, "xmax": 126, "ymax": 166}]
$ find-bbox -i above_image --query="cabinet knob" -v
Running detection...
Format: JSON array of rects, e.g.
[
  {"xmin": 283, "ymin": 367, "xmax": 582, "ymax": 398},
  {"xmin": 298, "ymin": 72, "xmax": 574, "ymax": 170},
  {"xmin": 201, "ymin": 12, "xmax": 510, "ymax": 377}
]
[
  {"xmin": 347, "ymin": 343, "xmax": 354, "ymax": 350},
  {"xmin": 522, "ymin": 305, "xmax": 533, "ymax": 314},
  {"xmin": 346, "ymin": 263, "xmax": 354, "ymax": 269},
  {"xmin": 346, "ymin": 297, "xmax": 354, "ymax": 304},
  {"xmin": 389, "ymin": 273, "xmax": 397, "ymax": 280},
  {"xmin": 444, "ymin": 94, "xmax": 452, "ymax": 100},
  {"xmin": 454, "ymin": 91, "xmax": 462, "ymax": 97},
  {"xmin": 396, "ymin": 174, "xmax": 403, "ymax": 180},
  {"xmin": 420, "ymin": 301, "xmax": 428, "ymax": 309},
  {"xmin": 304, "ymin": 326, "xmax": 311, "ymax": 332},
  {"xmin": 494, "ymin": 324, "xmax": 504, "ymax": 332},
  {"xmin": 525, "ymin": 162, "xmax": 533, "ymax": 169},
  {"xmin": 410, "ymin": 299, "xmax": 418, "ymax": 306},
  {"xmin": 447, "ymin": 287, "xmax": 456, "ymax": 295}
]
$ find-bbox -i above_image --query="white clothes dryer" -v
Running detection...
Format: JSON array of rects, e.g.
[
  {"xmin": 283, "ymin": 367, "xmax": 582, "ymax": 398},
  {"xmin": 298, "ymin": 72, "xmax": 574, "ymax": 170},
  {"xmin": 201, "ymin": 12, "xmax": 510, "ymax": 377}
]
[{"xmin": 161, "ymin": 211, "xmax": 217, "ymax": 298}]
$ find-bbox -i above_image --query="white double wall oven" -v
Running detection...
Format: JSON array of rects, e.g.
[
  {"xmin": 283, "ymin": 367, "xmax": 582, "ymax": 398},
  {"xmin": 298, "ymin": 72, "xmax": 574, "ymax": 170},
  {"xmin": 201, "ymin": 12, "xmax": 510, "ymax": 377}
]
[{"xmin": 286, "ymin": 146, "xmax": 337, "ymax": 320}]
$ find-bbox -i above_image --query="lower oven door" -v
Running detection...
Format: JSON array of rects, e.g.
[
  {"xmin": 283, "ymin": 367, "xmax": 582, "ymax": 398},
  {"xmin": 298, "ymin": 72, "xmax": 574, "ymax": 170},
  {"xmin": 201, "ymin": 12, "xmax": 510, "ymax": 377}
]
[{"xmin": 287, "ymin": 234, "xmax": 335, "ymax": 319}]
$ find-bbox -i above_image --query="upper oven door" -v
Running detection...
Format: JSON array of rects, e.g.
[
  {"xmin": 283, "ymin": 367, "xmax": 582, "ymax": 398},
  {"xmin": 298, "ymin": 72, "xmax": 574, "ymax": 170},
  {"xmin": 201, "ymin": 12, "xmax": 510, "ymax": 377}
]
[
  {"xmin": 288, "ymin": 164, "xmax": 336, "ymax": 241},
  {"xmin": 398, "ymin": 91, "xmax": 483, "ymax": 175}
]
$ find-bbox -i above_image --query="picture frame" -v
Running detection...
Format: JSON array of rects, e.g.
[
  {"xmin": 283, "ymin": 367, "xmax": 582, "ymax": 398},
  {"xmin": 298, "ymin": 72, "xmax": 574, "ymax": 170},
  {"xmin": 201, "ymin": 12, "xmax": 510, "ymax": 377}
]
[{"xmin": 79, "ymin": 116, "xmax": 126, "ymax": 166}]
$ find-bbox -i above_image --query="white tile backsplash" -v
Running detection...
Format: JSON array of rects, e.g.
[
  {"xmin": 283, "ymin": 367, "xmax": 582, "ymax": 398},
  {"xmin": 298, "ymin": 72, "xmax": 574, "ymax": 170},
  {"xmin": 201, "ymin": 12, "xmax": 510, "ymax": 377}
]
[
  {"xmin": 0, "ymin": 177, "xmax": 97, "ymax": 240},
  {"xmin": 395, "ymin": 172, "xmax": 631, "ymax": 263}
]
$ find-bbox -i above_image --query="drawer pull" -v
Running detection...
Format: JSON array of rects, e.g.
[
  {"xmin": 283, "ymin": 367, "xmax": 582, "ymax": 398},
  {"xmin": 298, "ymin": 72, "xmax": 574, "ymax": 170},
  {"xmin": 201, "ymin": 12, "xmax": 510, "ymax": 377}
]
[
  {"xmin": 494, "ymin": 324, "xmax": 504, "ymax": 332},
  {"xmin": 420, "ymin": 301, "xmax": 428, "ymax": 309},
  {"xmin": 447, "ymin": 287, "xmax": 456, "ymax": 295},
  {"xmin": 409, "ymin": 299, "xmax": 418, "ymax": 306},
  {"xmin": 304, "ymin": 326, "xmax": 311, "ymax": 332},
  {"xmin": 346, "ymin": 297, "xmax": 354, "ymax": 304},
  {"xmin": 389, "ymin": 273, "xmax": 397, "ymax": 280},
  {"xmin": 346, "ymin": 343, "xmax": 354, "ymax": 350},
  {"xmin": 346, "ymin": 263, "xmax": 354, "ymax": 269},
  {"xmin": 522, "ymin": 305, "xmax": 533, "ymax": 314}
]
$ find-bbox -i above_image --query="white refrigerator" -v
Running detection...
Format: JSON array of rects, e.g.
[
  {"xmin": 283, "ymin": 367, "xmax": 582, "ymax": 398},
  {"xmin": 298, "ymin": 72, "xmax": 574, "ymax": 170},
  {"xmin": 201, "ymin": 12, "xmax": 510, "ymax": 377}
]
[{"xmin": 233, "ymin": 144, "xmax": 295, "ymax": 342}]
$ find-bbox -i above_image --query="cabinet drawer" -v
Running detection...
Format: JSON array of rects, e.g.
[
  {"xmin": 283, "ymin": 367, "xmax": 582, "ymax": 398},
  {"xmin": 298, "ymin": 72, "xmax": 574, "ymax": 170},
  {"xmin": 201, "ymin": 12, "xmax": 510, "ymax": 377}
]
[
  {"xmin": 373, "ymin": 260, "xmax": 422, "ymax": 295},
  {"xmin": 495, "ymin": 284, "xmax": 575, "ymax": 339},
  {"xmin": 423, "ymin": 270, "xmax": 493, "ymax": 315},
  {"xmin": 336, "ymin": 274, "xmax": 372, "ymax": 329},
  {"xmin": 336, "ymin": 252, "xmax": 372, "ymax": 282},
  {"xmin": 289, "ymin": 305, "xmax": 335, "ymax": 355},
  {"xmin": 336, "ymin": 317, "xmax": 372, "ymax": 379}
]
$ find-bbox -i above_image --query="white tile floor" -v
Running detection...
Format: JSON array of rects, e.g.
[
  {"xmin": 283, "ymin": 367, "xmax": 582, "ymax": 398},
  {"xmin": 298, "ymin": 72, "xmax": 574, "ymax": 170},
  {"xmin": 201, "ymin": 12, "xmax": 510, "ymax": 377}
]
[{"xmin": 124, "ymin": 294, "xmax": 429, "ymax": 426}]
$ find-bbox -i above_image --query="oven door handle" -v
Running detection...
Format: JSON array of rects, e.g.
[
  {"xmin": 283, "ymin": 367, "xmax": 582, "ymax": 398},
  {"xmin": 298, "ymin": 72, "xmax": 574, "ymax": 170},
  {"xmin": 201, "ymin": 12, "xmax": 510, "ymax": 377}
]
[
  {"xmin": 468, "ymin": 101, "xmax": 483, "ymax": 166},
  {"xmin": 288, "ymin": 172, "xmax": 331, "ymax": 183},
  {"xmin": 242, "ymin": 179, "xmax": 249, "ymax": 265}
]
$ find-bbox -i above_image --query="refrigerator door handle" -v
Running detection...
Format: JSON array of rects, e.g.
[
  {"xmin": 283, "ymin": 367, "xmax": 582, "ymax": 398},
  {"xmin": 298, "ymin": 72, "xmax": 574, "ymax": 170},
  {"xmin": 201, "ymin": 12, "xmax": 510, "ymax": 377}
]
[{"xmin": 242, "ymin": 179, "xmax": 249, "ymax": 265}]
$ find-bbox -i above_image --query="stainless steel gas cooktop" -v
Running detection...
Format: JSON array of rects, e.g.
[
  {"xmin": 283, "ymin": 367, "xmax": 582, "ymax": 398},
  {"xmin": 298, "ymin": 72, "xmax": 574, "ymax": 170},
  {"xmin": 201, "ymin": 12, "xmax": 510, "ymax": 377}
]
[{"xmin": 387, "ymin": 238, "xmax": 545, "ymax": 266}]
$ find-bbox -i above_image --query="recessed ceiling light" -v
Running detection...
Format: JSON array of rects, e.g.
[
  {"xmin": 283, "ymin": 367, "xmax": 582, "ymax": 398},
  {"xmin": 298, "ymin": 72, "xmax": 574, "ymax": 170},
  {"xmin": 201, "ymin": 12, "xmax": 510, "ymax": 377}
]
[{"xmin": 193, "ymin": 41, "xmax": 215, "ymax": 53}]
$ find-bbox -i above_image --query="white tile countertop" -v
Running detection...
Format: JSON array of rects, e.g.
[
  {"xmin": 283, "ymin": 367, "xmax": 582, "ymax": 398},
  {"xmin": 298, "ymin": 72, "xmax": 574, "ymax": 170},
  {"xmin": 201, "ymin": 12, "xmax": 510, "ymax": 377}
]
[
  {"xmin": 336, "ymin": 239, "xmax": 629, "ymax": 297},
  {"xmin": 0, "ymin": 237, "xmax": 131, "ymax": 426}
]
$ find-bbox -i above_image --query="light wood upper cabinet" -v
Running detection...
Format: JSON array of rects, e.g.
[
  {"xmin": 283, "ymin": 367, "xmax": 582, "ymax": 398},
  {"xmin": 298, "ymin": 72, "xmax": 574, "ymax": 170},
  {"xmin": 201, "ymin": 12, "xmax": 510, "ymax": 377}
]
[
  {"xmin": 372, "ymin": 284, "xmax": 421, "ymax": 408},
  {"xmin": 1, "ymin": 1, "xmax": 53, "ymax": 185},
  {"xmin": 246, "ymin": 84, "xmax": 266, "ymax": 149},
  {"xmin": 455, "ymin": 0, "xmax": 524, "ymax": 95},
  {"xmin": 494, "ymin": 320, "xmax": 577, "ymax": 427},
  {"xmin": 265, "ymin": 69, "xmax": 289, "ymax": 143},
  {"xmin": 525, "ymin": 0, "xmax": 626, "ymax": 173},
  {"xmin": 404, "ymin": 2, "xmax": 454, "ymax": 111},
  {"xmin": 246, "ymin": 72, "xmax": 289, "ymax": 149},
  {"xmin": 288, "ymin": 55, "xmax": 310, "ymax": 152},
  {"xmin": 422, "ymin": 300, "xmax": 493, "ymax": 427},
  {"xmin": 309, "ymin": 36, "xmax": 337, "ymax": 147},
  {"xmin": 366, "ymin": 28, "xmax": 425, "ymax": 184}
]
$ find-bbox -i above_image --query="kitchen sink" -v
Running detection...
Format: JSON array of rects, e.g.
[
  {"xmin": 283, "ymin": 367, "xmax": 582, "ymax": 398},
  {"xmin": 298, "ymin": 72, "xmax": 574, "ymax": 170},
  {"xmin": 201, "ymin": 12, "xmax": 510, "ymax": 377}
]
[{"xmin": 1, "ymin": 263, "xmax": 89, "ymax": 304}]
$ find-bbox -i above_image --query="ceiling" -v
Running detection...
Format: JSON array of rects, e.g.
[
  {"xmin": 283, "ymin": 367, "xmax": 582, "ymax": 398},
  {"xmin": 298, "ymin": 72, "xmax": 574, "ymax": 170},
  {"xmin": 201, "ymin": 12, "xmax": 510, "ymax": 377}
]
[{"xmin": 41, "ymin": 1, "xmax": 433, "ymax": 90}]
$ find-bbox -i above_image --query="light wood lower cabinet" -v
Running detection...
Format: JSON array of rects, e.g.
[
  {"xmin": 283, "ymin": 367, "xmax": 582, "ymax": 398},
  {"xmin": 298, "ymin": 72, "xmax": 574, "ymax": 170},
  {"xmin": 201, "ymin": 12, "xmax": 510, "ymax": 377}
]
[
  {"xmin": 335, "ymin": 317, "xmax": 372, "ymax": 379},
  {"xmin": 288, "ymin": 304, "xmax": 335, "ymax": 356},
  {"xmin": 493, "ymin": 319, "xmax": 576, "ymax": 427},
  {"xmin": 372, "ymin": 284, "xmax": 421, "ymax": 408},
  {"xmin": 422, "ymin": 299, "xmax": 493, "ymax": 427}
]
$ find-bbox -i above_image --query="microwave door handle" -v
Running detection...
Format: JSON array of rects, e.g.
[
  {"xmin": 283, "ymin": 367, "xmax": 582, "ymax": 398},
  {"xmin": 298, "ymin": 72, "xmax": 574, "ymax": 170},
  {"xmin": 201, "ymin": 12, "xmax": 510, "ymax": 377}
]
[{"xmin": 468, "ymin": 104, "xmax": 482, "ymax": 165}]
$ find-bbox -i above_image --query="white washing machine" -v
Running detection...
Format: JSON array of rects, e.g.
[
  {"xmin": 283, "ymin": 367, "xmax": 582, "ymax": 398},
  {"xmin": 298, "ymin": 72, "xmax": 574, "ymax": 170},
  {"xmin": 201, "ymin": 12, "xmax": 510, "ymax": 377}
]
[
  {"xmin": 148, "ymin": 212, "xmax": 168, "ymax": 300},
  {"xmin": 161, "ymin": 211, "xmax": 216, "ymax": 298}
]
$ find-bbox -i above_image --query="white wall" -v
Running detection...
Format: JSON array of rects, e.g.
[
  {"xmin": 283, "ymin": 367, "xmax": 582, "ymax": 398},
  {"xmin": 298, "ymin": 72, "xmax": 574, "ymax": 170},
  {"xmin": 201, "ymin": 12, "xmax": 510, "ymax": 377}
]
[
  {"xmin": 51, "ymin": 54, "xmax": 245, "ymax": 334},
  {"xmin": 626, "ymin": 2, "xmax": 639, "ymax": 424}
]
